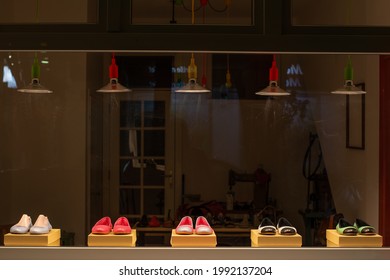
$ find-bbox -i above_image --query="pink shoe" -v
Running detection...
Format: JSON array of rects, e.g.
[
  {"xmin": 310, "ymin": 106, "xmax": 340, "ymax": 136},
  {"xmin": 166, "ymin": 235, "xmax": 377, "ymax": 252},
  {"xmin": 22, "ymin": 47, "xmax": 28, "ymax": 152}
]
[
  {"xmin": 175, "ymin": 216, "xmax": 193, "ymax": 235},
  {"xmin": 113, "ymin": 217, "xmax": 131, "ymax": 234},
  {"xmin": 195, "ymin": 216, "xmax": 213, "ymax": 235},
  {"xmin": 92, "ymin": 216, "xmax": 112, "ymax": 234}
]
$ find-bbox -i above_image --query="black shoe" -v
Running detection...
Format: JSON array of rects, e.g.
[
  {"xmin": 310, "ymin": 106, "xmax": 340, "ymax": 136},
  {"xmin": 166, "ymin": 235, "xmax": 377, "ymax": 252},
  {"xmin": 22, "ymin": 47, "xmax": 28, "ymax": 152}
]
[
  {"xmin": 336, "ymin": 218, "xmax": 358, "ymax": 236},
  {"xmin": 277, "ymin": 217, "xmax": 297, "ymax": 235},
  {"xmin": 258, "ymin": 217, "xmax": 276, "ymax": 235},
  {"xmin": 354, "ymin": 218, "xmax": 376, "ymax": 235}
]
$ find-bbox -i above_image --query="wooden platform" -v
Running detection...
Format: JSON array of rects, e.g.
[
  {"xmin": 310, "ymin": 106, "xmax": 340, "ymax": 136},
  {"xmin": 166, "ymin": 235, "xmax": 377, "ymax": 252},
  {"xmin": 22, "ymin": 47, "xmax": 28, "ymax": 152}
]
[
  {"xmin": 326, "ymin": 229, "xmax": 382, "ymax": 247},
  {"xmin": 88, "ymin": 230, "xmax": 136, "ymax": 247},
  {"xmin": 4, "ymin": 229, "xmax": 61, "ymax": 247},
  {"xmin": 170, "ymin": 230, "xmax": 217, "ymax": 247},
  {"xmin": 251, "ymin": 229, "xmax": 302, "ymax": 247}
]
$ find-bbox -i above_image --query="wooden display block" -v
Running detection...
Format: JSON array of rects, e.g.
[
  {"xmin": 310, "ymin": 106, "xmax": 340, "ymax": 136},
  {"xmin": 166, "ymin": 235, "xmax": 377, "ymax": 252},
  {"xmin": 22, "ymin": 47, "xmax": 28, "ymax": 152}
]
[
  {"xmin": 4, "ymin": 229, "xmax": 61, "ymax": 247},
  {"xmin": 88, "ymin": 230, "xmax": 136, "ymax": 247},
  {"xmin": 326, "ymin": 229, "xmax": 382, "ymax": 247},
  {"xmin": 170, "ymin": 230, "xmax": 217, "ymax": 247},
  {"xmin": 251, "ymin": 229, "xmax": 302, "ymax": 247}
]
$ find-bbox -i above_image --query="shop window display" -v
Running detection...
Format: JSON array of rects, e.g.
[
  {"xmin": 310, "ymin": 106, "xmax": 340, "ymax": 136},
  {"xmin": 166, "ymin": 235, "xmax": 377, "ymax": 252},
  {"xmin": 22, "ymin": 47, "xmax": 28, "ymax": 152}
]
[{"xmin": 0, "ymin": 51, "xmax": 381, "ymax": 250}]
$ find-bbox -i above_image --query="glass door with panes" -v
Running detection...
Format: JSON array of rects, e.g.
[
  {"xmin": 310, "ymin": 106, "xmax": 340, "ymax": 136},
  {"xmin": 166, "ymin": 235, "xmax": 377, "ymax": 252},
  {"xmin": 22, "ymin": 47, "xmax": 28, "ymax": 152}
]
[{"xmin": 108, "ymin": 89, "xmax": 174, "ymax": 224}]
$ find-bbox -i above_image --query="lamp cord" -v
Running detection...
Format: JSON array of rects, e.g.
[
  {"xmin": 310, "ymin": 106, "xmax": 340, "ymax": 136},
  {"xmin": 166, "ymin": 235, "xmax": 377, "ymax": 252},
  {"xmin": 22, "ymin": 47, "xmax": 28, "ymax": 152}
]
[
  {"xmin": 182, "ymin": 0, "xmax": 228, "ymax": 13},
  {"xmin": 347, "ymin": 0, "xmax": 351, "ymax": 26},
  {"xmin": 35, "ymin": 0, "xmax": 39, "ymax": 23},
  {"xmin": 192, "ymin": 0, "xmax": 195, "ymax": 24},
  {"xmin": 33, "ymin": 0, "xmax": 40, "ymax": 78},
  {"xmin": 190, "ymin": 1, "xmax": 195, "ymax": 74},
  {"xmin": 302, "ymin": 133, "xmax": 322, "ymax": 181},
  {"xmin": 170, "ymin": 0, "xmax": 177, "ymax": 24},
  {"xmin": 202, "ymin": 3, "xmax": 207, "ymax": 85},
  {"xmin": 208, "ymin": 0, "xmax": 228, "ymax": 13},
  {"xmin": 182, "ymin": 0, "xmax": 201, "ymax": 13}
]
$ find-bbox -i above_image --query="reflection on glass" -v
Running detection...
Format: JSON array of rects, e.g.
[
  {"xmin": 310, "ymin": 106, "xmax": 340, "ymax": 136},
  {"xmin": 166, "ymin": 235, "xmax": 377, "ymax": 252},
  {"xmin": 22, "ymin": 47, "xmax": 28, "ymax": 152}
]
[
  {"xmin": 144, "ymin": 159, "xmax": 165, "ymax": 186},
  {"xmin": 2, "ymin": 65, "xmax": 17, "ymax": 89},
  {"xmin": 120, "ymin": 188, "xmax": 141, "ymax": 215},
  {"xmin": 144, "ymin": 101, "xmax": 165, "ymax": 127},
  {"xmin": 292, "ymin": 0, "xmax": 390, "ymax": 26},
  {"xmin": 144, "ymin": 189, "xmax": 164, "ymax": 215},
  {"xmin": 120, "ymin": 130, "xmax": 141, "ymax": 156},
  {"xmin": 120, "ymin": 101, "xmax": 142, "ymax": 127},
  {"xmin": 120, "ymin": 160, "xmax": 141, "ymax": 186},
  {"xmin": 144, "ymin": 130, "xmax": 165, "ymax": 157},
  {"xmin": 131, "ymin": 0, "xmax": 253, "ymax": 25},
  {"xmin": 0, "ymin": 0, "xmax": 98, "ymax": 24}
]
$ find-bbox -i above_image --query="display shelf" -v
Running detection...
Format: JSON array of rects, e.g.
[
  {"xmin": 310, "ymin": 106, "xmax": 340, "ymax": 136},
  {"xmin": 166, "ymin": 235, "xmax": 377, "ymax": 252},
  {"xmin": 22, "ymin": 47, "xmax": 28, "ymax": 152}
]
[
  {"xmin": 0, "ymin": 247, "xmax": 390, "ymax": 260},
  {"xmin": 251, "ymin": 230, "xmax": 302, "ymax": 247},
  {"xmin": 326, "ymin": 230, "xmax": 383, "ymax": 247},
  {"xmin": 4, "ymin": 229, "xmax": 61, "ymax": 247},
  {"xmin": 88, "ymin": 230, "xmax": 137, "ymax": 247},
  {"xmin": 170, "ymin": 230, "xmax": 217, "ymax": 247},
  {"xmin": 136, "ymin": 227, "xmax": 251, "ymax": 246}
]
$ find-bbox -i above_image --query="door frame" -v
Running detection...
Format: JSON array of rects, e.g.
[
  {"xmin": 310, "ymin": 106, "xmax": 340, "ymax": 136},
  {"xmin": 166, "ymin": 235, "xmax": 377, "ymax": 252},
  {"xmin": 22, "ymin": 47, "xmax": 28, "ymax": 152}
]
[
  {"xmin": 380, "ymin": 55, "xmax": 390, "ymax": 246},
  {"xmin": 103, "ymin": 88, "xmax": 175, "ymax": 220}
]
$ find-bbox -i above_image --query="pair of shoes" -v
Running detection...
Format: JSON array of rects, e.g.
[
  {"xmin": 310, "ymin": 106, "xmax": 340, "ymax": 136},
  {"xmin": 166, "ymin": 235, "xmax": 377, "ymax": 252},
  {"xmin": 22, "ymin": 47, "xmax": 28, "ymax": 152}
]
[
  {"xmin": 175, "ymin": 216, "xmax": 213, "ymax": 235},
  {"xmin": 258, "ymin": 217, "xmax": 297, "ymax": 235},
  {"xmin": 92, "ymin": 216, "xmax": 131, "ymax": 235},
  {"xmin": 336, "ymin": 218, "xmax": 376, "ymax": 236},
  {"xmin": 10, "ymin": 214, "xmax": 52, "ymax": 235}
]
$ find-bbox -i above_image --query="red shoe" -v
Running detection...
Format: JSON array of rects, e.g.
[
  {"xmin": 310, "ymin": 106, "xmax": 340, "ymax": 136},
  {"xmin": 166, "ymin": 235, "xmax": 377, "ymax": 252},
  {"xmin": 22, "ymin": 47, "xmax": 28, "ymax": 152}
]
[
  {"xmin": 175, "ymin": 216, "xmax": 193, "ymax": 235},
  {"xmin": 195, "ymin": 216, "xmax": 213, "ymax": 235},
  {"xmin": 91, "ymin": 216, "xmax": 112, "ymax": 234},
  {"xmin": 148, "ymin": 216, "xmax": 161, "ymax": 227},
  {"xmin": 113, "ymin": 217, "xmax": 131, "ymax": 234}
]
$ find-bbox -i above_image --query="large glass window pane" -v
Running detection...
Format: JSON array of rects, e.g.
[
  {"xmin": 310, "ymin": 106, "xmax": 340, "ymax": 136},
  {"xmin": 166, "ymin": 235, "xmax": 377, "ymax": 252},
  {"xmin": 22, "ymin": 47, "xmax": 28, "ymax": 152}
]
[
  {"xmin": 292, "ymin": 0, "xmax": 390, "ymax": 26},
  {"xmin": 0, "ymin": 0, "xmax": 98, "ymax": 24},
  {"xmin": 0, "ymin": 50, "xmax": 381, "ymax": 248},
  {"xmin": 131, "ymin": 0, "xmax": 253, "ymax": 25}
]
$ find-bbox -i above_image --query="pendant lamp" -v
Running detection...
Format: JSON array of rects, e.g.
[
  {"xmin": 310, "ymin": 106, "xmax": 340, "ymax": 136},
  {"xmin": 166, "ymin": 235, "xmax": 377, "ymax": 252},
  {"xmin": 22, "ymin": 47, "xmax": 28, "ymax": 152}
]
[
  {"xmin": 256, "ymin": 55, "xmax": 290, "ymax": 96},
  {"xmin": 18, "ymin": 54, "xmax": 53, "ymax": 94},
  {"xmin": 97, "ymin": 54, "xmax": 131, "ymax": 93},
  {"xmin": 175, "ymin": 57, "xmax": 210, "ymax": 94},
  {"xmin": 18, "ymin": 0, "xmax": 53, "ymax": 94},
  {"xmin": 175, "ymin": 0, "xmax": 210, "ymax": 93},
  {"xmin": 331, "ymin": 56, "xmax": 366, "ymax": 95}
]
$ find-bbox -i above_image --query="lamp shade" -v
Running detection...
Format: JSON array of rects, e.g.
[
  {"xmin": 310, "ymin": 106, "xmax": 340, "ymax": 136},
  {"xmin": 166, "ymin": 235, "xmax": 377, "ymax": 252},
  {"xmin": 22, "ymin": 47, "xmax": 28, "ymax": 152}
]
[
  {"xmin": 331, "ymin": 57, "xmax": 366, "ymax": 95},
  {"xmin": 331, "ymin": 80, "xmax": 366, "ymax": 95},
  {"xmin": 97, "ymin": 55, "xmax": 131, "ymax": 93},
  {"xmin": 97, "ymin": 78, "xmax": 131, "ymax": 93},
  {"xmin": 18, "ymin": 78, "xmax": 53, "ymax": 94},
  {"xmin": 175, "ymin": 55, "xmax": 210, "ymax": 93},
  {"xmin": 175, "ymin": 78, "xmax": 210, "ymax": 93},
  {"xmin": 256, "ymin": 55, "xmax": 290, "ymax": 96},
  {"xmin": 18, "ymin": 56, "xmax": 53, "ymax": 94},
  {"xmin": 256, "ymin": 81, "xmax": 290, "ymax": 96}
]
